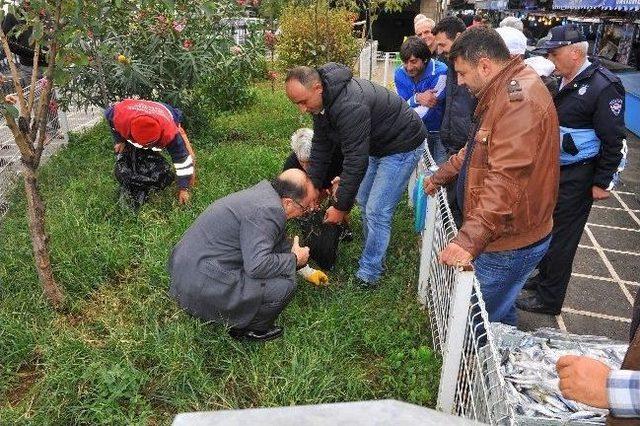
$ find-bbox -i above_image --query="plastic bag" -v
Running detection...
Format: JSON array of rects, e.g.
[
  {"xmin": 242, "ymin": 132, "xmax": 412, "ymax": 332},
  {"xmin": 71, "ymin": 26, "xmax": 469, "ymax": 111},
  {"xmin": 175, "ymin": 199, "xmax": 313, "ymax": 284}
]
[
  {"xmin": 299, "ymin": 209, "xmax": 345, "ymax": 271},
  {"xmin": 413, "ymin": 173, "xmax": 427, "ymax": 232},
  {"xmin": 114, "ymin": 143, "xmax": 174, "ymax": 210}
]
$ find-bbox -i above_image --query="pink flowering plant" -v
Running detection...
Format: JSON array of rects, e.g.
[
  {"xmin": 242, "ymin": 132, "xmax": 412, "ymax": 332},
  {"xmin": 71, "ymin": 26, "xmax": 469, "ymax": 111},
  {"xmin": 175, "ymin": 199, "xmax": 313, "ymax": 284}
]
[{"xmin": 60, "ymin": 0, "xmax": 267, "ymax": 130}]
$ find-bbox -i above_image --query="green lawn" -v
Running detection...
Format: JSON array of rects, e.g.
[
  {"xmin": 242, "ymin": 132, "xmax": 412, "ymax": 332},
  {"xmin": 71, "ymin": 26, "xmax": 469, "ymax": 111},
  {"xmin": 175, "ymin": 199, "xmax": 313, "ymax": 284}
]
[{"xmin": 0, "ymin": 84, "xmax": 439, "ymax": 425}]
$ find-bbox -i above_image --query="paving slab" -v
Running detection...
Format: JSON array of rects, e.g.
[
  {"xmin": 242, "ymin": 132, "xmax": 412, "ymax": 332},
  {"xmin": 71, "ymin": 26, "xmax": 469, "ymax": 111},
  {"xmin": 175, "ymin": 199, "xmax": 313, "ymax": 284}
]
[
  {"xmin": 517, "ymin": 131, "xmax": 640, "ymax": 342},
  {"xmin": 588, "ymin": 225, "xmax": 640, "ymax": 253},
  {"xmin": 571, "ymin": 247, "xmax": 612, "ymax": 278},
  {"xmin": 564, "ymin": 275, "xmax": 632, "ymax": 317},
  {"xmin": 172, "ymin": 400, "xmax": 479, "ymax": 426},
  {"xmin": 561, "ymin": 311, "xmax": 629, "ymax": 341}
]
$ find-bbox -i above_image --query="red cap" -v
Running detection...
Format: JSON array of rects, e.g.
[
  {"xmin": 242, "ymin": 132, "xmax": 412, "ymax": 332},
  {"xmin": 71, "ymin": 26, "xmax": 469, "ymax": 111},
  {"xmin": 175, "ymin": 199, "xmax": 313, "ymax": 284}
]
[{"xmin": 130, "ymin": 115, "xmax": 162, "ymax": 145}]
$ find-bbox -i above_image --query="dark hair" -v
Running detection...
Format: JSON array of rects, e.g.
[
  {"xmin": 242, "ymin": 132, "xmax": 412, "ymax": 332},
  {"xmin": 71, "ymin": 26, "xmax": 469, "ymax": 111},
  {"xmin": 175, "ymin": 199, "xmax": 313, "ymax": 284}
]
[
  {"xmin": 449, "ymin": 27, "xmax": 511, "ymax": 65},
  {"xmin": 271, "ymin": 176, "xmax": 307, "ymax": 201},
  {"xmin": 400, "ymin": 36, "xmax": 431, "ymax": 63},
  {"xmin": 433, "ymin": 16, "xmax": 467, "ymax": 41},
  {"xmin": 473, "ymin": 15, "xmax": 483, "ymax": 22},
  {"xmin": 285, "ymin": 66, "xmax": 321, "ymax": 88}
]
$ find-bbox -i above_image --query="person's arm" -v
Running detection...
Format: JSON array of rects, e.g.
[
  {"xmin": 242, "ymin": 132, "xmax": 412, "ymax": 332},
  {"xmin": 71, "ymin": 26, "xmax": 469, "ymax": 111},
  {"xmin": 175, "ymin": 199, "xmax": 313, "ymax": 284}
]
[
  {"xmin": 165, "ymin": 132, "xmax": 193, "ymax": 190},
  {"xmin": 239, "ymin": 207, "xmax": 297, "ymax": 280},
  {"xmin": 307, "ymin": 117, "xmax": 333, "ymax": 191},
  {"xmin": 332, "ymin": 103, "xmax": 371, "ymax": 212},
  {"xmin": 592, "ymin": 82, "xmax": 627, "ymax": 192},
  {"xmin": 453, "ymin": 100, "xmax": 555, "ymax": 258},
  {"xmin": 608, "ymin": 370, "xmax": 640, "ymax": 418},
  {"xmin": 422, "ymin": 72, "xmax": 448, "ymax": 122},
  {"xmin": 104, "ymin": 106, "xmax": 126, "ymax": 151}
]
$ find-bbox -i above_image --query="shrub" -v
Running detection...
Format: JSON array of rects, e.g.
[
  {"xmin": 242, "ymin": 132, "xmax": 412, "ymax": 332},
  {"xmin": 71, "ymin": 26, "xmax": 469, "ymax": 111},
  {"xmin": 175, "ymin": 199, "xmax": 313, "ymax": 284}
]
[
  {"xmin": 276, "ymin": 2, "xmax": 359, "ymax": 70},
  {"xmin": 59, "ymin": 1, "xmax": 267, "ymax": 133}
]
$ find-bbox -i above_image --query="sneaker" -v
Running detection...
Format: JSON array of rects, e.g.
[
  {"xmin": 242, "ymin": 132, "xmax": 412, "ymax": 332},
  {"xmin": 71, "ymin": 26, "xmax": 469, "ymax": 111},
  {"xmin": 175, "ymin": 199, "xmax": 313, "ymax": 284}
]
[{"xmin": 228, "ymin": 326, "xmax": 284, "ymax": 342}]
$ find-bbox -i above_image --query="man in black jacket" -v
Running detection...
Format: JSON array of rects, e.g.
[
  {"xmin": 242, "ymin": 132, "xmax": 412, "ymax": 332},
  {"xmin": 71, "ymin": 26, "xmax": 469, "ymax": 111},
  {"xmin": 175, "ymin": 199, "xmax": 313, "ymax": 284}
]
[
  {"xmin": 432, "ymin": 16, "xmax": 477, "ymax": 226},
  {"xmin": 285, "ymin": 63, "xmax": 427, "ymax": 287}
]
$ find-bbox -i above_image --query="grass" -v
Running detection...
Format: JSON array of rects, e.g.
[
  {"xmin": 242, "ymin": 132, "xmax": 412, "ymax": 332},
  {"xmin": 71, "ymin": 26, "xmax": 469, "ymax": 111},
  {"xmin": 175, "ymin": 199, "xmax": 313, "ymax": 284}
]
[{"xmin": 0, "ymin": 83, "xmax": 440, "ymax": 425}]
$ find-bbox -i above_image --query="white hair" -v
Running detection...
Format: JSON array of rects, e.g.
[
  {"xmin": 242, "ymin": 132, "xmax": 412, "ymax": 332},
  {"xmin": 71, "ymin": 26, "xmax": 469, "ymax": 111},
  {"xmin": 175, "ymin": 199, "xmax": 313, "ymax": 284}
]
[
  {"xmin": 570, "ymin": 41, "xmax": 589, "ymax": 56},
  {"xmin": 415, "ymin": 16, "xmax": 435, "ymax": 29},
  {"xmin": 414, "ymin": 14, "xmax": 427, "ymax": 24},
  {"xmin": 499, "ymin": 16, "xmax": 523, "ymax": 32},
  {"xmin": 290, "ymin": 128, "xmax": 314, "ymax": 161}
]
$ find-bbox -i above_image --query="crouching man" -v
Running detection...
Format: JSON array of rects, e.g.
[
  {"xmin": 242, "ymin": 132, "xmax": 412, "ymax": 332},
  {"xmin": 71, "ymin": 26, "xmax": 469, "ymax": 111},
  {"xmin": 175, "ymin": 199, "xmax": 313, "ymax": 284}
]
[{"xmin": 169, "ymin": 169, "xmax": 320, "ymax": 342}]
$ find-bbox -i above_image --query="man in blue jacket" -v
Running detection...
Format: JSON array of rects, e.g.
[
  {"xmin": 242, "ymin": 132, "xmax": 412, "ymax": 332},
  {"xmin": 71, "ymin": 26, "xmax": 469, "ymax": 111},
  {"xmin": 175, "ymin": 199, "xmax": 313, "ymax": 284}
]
[
  {"xmin": 517, "ymin": 25, "xmax": 627, "ymax": 315},
  {"xmin": 395, "ymin": 36, "xmax": 448, "ymax": 164}
]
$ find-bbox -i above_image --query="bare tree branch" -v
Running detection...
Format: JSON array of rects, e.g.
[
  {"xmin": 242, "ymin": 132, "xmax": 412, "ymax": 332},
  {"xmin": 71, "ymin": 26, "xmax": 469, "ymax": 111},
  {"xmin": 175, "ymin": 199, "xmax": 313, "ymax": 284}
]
[
  {"xmin": 27, "ymin": 39, "xmax": 40, "ymax": 118},
  {"xmin": 0, "ymin": 30, "xmax": 27, "ymax": 116}
]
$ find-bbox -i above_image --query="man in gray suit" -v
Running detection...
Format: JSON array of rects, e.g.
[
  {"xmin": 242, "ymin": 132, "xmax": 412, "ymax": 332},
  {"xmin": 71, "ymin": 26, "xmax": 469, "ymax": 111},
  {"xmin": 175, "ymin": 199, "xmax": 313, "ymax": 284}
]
[{"xmin": 169, "ymin": 169, "xmax": 317, "ymax": 341}]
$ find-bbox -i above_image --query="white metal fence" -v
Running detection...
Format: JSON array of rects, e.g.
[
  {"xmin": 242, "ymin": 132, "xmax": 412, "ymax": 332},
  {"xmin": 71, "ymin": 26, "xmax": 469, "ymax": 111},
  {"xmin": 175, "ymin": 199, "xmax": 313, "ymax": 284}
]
[
  {"xmin": 357, "ymin": 41, "xmax": 399, "ymax": 89},
  {"xmin": 417, "ymin": 149, "xmax": 515, "ymax": 425},
  {"xmin": 0, "ymin": 75, "xmax": 102, "ymax": 218}
]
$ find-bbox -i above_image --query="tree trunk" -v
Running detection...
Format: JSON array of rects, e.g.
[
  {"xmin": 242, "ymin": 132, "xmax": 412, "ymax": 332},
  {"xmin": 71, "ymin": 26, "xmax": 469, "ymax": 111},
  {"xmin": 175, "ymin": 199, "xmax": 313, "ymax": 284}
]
[{"xmin": 21, "ymin": 165, "xmax": 64, "ymax": 309}]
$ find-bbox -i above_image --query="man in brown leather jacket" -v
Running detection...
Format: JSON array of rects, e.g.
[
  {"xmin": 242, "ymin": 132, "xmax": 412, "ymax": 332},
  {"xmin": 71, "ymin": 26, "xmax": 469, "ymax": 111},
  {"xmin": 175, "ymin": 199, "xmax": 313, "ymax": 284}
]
[{"xmin": 424, "ymin": 27, "xmax": 560, "ymax": 325}]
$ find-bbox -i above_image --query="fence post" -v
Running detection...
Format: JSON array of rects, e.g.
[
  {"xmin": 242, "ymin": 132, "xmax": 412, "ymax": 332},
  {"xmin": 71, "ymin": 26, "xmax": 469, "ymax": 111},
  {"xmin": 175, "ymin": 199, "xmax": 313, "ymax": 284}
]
[
  {"xmin": 417, "ymin": 192, "xmax": 438, "ymax": 306},
  {"xmin": 436, "ymin": 270, "xmax": 475, "ymax": 414},
  {"xmin": 382, "ymin": 52, "xmax": 389, "ymax": 87}
]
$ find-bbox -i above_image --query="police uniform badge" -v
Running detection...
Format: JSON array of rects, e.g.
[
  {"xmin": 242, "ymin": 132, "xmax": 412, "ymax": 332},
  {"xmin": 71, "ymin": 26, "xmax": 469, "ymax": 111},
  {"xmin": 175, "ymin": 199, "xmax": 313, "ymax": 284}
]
[
  {"xmin": 609, "ymin": 98, "xmax": 623, "ymax": 116},
  {"xmin": 578, "ymin": 85, "xmax": 588, "ymax": 95}
]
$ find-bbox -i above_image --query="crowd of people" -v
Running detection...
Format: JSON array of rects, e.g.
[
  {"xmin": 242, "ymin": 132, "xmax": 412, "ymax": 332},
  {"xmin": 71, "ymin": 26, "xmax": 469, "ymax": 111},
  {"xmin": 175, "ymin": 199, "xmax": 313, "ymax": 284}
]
[{"xmin": 100, "ymin": 13, "xmax": 636, "ymax": 421}]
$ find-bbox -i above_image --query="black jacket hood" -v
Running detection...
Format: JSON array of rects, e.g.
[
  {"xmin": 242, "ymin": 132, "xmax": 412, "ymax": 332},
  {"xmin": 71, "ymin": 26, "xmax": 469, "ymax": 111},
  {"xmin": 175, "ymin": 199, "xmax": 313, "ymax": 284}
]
[{"xmin": 318, "ymin": 62, "xmax": 352, "ymax": 110}]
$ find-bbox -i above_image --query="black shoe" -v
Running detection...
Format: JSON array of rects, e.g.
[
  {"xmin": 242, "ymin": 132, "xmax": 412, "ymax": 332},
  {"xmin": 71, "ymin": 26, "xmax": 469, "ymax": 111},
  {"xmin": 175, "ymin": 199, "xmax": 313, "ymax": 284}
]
[
  {"xmin": 522, "ymin": 274, "xmax": 541, "ymax": 291},
  {"xmin": 516, "ymin": 293, "xmax": 560, "ymax": 315},
  {"xmin": 355, "ymin": 278, "xmax": 378, "ymax": 290},
  {"xmin": 228, "ymin": 326, "xmax": 283, "ymax": 342}
]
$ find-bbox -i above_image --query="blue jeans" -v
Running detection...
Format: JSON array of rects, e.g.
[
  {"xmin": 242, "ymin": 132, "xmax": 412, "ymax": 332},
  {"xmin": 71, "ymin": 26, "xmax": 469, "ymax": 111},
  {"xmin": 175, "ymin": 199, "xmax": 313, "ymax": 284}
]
[
  {"xmin": 427, "ymin": 131, "xmax": 447, "ymax": 165},
  {"xmin": 473, "ymin": 237, "xmax": 551, "ymax": 325},
  {"xmin": 356, "ymin": 145, "xmax": 424, "ymax": 283}
]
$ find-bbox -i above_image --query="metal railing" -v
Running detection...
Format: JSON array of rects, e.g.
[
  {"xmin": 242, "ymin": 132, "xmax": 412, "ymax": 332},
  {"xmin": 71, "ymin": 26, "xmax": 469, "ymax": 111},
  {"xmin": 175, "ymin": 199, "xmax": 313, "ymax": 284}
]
[
  {"xmin": 357, "ymin": 41, "xmax": 399, "ymax": 89},
  {"xmin": 417, "ymin": 149, "xmax": 514, "ymax": 425},
  {"xmin": 0, "ymin": 72, "xmax": 102, "ymax": 218}
]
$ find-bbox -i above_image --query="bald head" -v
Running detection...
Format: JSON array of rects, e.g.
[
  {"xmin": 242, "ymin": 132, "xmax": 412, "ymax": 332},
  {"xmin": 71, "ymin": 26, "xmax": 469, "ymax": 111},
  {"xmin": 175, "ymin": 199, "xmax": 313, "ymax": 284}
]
[
  {"xmin": 273, "ymin": 169, "xmax": 315, "ymax": 219},
  {"xmin": 272, "ymin": 168, "xmax": 309, "ymax": 201}
]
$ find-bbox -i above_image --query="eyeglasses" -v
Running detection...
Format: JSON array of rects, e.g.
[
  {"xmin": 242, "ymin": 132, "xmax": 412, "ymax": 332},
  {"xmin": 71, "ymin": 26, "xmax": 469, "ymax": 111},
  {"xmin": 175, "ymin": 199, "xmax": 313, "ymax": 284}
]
[{"xmin": 291, "ymin": 198, "xmax": 312, "ymax": 214}]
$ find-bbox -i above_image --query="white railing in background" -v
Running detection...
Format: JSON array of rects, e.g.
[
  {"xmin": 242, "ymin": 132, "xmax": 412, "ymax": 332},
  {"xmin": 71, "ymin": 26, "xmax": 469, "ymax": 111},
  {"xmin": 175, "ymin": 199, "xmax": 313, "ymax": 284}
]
[
  {"xmin": 0, "ymin": 77, "xmax": 102, "ymax": 218},
  {"xmin": 357, "ymin": 44, "xmax": 400, "ymax": 89},
  {"xmin": 417, "ymin": 149, "xmax": 514, "ymax": 425}
]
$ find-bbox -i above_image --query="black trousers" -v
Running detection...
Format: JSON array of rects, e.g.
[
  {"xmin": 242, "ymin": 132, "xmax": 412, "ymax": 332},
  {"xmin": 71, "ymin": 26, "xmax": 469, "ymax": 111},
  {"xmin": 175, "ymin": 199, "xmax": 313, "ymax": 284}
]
[
  {"xmin": 246, "ymin": 277, "xmax": 297, "ymax": 332},
  {"xmin": 536, "ymin": 161, "xmax": 595, "ymax": 311}
]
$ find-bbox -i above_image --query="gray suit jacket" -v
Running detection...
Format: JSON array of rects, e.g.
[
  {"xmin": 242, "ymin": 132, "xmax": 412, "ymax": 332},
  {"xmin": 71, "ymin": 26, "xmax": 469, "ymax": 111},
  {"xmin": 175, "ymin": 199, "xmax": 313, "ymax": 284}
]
[{"xmin": 169, "ymin": 180, "xmax": 296, "ymax": 328}]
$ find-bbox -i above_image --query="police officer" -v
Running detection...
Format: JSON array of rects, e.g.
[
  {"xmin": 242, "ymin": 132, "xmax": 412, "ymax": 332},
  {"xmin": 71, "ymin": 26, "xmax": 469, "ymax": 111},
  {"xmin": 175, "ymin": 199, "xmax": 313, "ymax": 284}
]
[{"xmin": 517, "ymin": 25, "xmax": 627, "ymax": 315}]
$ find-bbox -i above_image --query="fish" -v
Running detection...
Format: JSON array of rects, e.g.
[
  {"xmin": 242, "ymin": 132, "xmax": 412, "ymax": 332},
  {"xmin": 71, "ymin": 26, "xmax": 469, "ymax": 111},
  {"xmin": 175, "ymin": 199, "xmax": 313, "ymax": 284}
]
[{"xmin": 492, "ymin": 323, "xmax": 627, "ymax": 423}]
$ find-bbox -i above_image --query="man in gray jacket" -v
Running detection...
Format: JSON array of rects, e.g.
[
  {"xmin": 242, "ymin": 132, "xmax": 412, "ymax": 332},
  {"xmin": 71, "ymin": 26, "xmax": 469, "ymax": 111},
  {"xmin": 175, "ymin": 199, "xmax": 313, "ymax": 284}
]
[{"xmin": 169, "ymin": 169, "xmax": 316, "ymax": 341}]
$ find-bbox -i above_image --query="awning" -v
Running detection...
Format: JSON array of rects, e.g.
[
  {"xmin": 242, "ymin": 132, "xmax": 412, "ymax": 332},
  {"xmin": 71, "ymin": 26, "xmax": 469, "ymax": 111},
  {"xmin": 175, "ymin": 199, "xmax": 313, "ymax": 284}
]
[
  {"xmin": 475, "ymin": 0, "xmax": 508, "ymax": 10},
  {"xmin": 553, "ymin": 0, "xmax": 639, "ymax": 9},
  {"xmin": 611, "ymin": 0, "xmax": 640, "ymax": 10},
  {"xmin": 553, "ymin": 0, "xmax": 616, "ymax": 9}
]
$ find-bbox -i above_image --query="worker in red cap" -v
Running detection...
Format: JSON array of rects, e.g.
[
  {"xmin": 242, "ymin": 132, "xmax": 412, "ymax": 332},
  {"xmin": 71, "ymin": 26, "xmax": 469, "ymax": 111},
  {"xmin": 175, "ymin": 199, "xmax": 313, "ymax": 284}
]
[{"xmin": 105, "ymin": 99, "xmax": 196, "ymax": 204}]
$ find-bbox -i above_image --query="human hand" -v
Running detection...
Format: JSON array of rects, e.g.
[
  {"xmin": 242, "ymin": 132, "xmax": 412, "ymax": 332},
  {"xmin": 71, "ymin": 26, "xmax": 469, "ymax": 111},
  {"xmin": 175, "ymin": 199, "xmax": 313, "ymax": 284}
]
[
  {"xmin": 438, "ymin": 242, "xmax": 473, "ymax": 268},
  {"xmin": 330, "ymin": 176, "xmax": 340, "ymax": 200},
  {"xmin": 324, "ymin": 206, "xmax": 347, "ymax": 224},
  {"xmin": 114, "ymin": 142, "xmax": 125, "ymax": 154},
  {"xmin": 178, "ymin": 188, "xmax": 190, "ymax": 205},
  {"xmin": 592, "ymin": 186, "xmax": 610, "ymax": 201},
  {"xmin": 423, "ymin": 176, "xmax": 439, "ymax": 196},
  {"xmin": 298, "ymin": 265, "xmax": 329, "ymax": 286},
  {"xmin": 4, "ymin": 93, "xmax": 18, "ymax": 105},
  {"xmin": 416, "ymin": 90, "xmax": 438, "ymax": 108},
  {"xmin": 556, "ymin": 355, "xmax": 611, "ymax": 409},
  {"xmin": 291, "ymin": 235, "xmax": 310, "ymax": 267}
]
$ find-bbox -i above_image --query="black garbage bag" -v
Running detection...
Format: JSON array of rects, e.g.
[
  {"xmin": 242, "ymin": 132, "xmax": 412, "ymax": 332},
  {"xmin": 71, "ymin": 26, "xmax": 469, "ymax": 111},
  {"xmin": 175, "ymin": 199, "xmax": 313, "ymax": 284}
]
[
  {"xmin": 114, "ymin": 144, "xmax": 175, "ymax": 210},
  {"xmin": 299, "ymin": 209, "xmax": 347, "ymax": 271}
]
